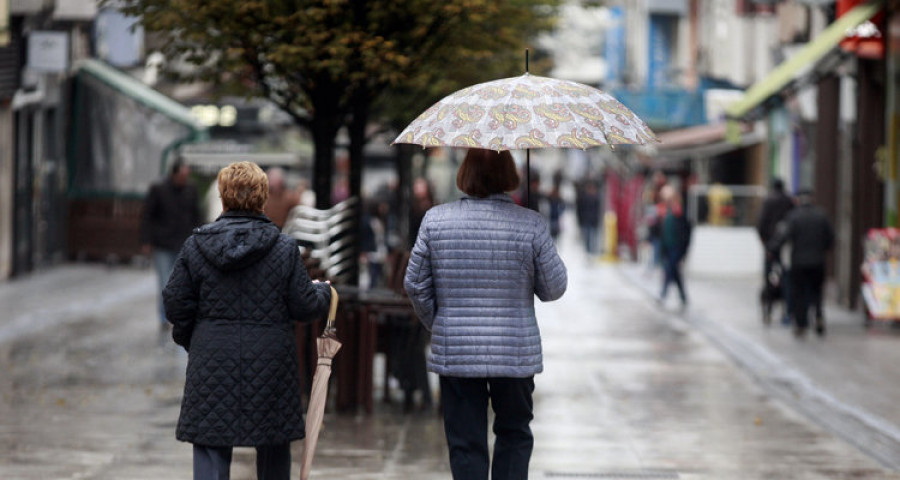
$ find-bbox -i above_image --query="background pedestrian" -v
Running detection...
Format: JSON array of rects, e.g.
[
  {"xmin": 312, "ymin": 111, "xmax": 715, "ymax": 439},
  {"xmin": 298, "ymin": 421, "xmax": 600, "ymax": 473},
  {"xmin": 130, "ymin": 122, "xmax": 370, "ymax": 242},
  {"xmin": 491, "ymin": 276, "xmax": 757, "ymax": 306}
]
[
  {"xmin": 163, "ymin": 161, "xmax": 332, "ymax": 480},
  {"xmin": 769, "ymin": 188, "xmax": 834, "ymax": 337},
  {"xmin": 263, "ymin": 166, "xmax": 301, "ymax": 230},
  {"xmin": 139, "ymin": 157, "xmax": 201, "ymax": 330},
  {"xmin": 546, "ymin": 170, "xmax": 566, "ymax": 242},
  {"xmin": 359, "ymin": 199, "xmax": 388, "ymax": 289},
  {"xmin": 756, "ymin": 177, "xmax": 795, "ymax": 325},
  {"xmin": 575, "ymin": 178, "xmax": 601, "ymax": 255},
  {"xmin": 657, "ymin": 184, "xmax": 691, "ymax": 307},
  {"xmin": 404, "ymin": 148, "xmax": 568, "ymax": 480}
]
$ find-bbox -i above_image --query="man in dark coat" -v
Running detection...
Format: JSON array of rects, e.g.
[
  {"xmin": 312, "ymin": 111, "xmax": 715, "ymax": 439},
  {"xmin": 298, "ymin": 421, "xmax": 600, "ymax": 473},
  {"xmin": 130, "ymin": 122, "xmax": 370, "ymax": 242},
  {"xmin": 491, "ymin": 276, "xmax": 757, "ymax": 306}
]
[
  {"xmin": 769, "ymin": 189, "xmax": 834, "ymax": 337},
  {"xmin": 756, "ymin": 178, "xmax": 795, "ymax": 324},
  {"xmin": 140, "ymin": 158, "xmax": 202, "ymax": 328},
  {"xmin": 575, "ymin": 178, "xmax": 601, "ymax": 255},
  {"xmin": 163, "ymin": 161, "xmax": 331, "ymax": 480}
]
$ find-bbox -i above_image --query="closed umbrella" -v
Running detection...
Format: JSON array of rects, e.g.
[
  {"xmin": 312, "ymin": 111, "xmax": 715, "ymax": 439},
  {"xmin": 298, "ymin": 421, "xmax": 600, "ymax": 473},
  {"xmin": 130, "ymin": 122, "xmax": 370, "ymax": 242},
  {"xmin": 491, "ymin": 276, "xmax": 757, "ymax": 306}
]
[{"xmin": 300, "ymin": 285, "xmax": 340, "ymax": 480}]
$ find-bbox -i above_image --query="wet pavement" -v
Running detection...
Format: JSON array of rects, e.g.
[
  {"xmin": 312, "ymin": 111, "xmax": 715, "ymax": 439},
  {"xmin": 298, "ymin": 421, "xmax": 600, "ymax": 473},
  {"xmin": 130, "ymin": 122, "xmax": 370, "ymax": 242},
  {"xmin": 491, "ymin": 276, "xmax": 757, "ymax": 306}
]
[{"xmin": 2, "ymin": 228, "xmax": 900, "ymax": 479}]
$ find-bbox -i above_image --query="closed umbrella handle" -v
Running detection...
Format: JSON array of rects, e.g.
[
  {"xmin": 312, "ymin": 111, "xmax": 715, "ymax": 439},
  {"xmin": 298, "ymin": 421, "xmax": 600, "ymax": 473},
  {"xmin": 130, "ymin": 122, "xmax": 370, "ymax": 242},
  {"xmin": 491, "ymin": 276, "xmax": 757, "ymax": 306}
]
[{"xmin": 325, "ymin": 286, "xmax": 339, "ymax": 332}]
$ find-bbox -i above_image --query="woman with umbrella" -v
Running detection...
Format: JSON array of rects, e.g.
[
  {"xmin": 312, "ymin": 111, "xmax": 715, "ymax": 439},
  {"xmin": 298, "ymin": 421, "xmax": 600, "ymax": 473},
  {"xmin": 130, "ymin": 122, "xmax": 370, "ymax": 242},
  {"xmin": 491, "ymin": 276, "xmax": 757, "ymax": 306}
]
[
  {"xmin": 404, "ymin": 148, "xmax": 568, "ymax": 480},
  {"xmin": 163, "ymin": 161, "xmax": 332, "ymax": 480}
]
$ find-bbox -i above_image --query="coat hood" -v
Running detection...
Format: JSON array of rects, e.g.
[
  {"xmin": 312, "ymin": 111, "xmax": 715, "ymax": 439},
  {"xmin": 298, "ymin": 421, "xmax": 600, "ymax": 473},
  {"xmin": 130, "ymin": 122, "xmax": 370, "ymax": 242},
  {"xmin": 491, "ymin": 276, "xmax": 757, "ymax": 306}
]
[{"xmin": 192, "ymin": 212, "xmax": 280, "ymax": 271}]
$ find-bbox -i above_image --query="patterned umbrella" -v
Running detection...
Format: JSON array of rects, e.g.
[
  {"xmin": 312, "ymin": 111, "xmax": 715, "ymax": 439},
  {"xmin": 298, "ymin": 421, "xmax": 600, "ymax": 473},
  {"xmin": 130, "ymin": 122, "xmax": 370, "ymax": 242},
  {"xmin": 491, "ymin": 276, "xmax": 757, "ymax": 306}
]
[
  {"xmin": 300, "ymin": 286, "xmax": 341, "ymax": 480},
  {"xmin": 392, "ymin": 73, "xmax": 657, "ymax": 151}
]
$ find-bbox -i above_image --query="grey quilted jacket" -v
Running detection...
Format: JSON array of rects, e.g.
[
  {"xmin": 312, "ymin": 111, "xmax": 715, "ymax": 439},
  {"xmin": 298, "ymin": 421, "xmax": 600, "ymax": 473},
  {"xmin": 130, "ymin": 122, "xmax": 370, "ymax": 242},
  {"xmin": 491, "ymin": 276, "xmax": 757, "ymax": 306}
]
[{"xmin": 404, "ymin": 194, "xmax": 567, "ymax": 378}]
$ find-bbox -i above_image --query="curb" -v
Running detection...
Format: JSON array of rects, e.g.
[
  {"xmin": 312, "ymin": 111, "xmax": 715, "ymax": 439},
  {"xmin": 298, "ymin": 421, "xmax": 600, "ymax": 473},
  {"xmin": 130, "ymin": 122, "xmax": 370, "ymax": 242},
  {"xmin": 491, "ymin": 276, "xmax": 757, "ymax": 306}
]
[{"xmin": 618, "ymin": 265, "xmax": 900, "ymax": 471}]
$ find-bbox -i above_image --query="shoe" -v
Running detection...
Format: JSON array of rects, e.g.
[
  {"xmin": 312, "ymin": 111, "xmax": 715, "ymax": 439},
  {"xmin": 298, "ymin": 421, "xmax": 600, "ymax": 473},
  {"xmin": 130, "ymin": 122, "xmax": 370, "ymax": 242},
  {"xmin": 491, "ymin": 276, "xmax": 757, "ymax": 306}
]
[{"xmin": 793, "ymin": 326, "xmax": 807, "ymax": 339}]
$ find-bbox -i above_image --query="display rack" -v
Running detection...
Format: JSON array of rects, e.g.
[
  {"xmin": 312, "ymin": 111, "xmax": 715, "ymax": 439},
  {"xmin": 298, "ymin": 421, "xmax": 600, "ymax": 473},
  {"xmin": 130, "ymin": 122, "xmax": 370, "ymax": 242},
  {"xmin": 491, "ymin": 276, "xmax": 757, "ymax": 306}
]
[{"xmin": 861, "ymin": 228, "xmax": 900, "ymax": 322}]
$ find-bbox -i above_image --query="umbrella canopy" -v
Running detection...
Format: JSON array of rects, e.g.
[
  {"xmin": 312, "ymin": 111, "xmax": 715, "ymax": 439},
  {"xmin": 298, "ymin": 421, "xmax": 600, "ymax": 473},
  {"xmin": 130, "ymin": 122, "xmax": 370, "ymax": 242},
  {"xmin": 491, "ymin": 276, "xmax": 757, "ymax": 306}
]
[
  {"xmin": 392, "ymin": 73, "xmax": 657, "ymax": 151},
  {"xmin": 300, "ymin": 286, "xmax": 341, "ymax": 480}
]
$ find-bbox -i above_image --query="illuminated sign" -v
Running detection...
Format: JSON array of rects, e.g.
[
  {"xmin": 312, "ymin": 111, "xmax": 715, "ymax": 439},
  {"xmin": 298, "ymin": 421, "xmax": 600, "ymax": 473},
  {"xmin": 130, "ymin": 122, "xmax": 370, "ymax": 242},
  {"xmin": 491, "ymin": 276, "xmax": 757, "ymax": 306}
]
[{"xmin": 190, "ymin": 104, "xmax": 238, "ymax": 127}]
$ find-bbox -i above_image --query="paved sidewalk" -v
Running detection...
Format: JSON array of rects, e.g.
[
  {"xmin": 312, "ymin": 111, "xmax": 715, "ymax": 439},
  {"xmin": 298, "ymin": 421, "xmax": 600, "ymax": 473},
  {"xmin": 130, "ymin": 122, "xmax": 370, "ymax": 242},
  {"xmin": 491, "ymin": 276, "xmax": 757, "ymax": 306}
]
[
  {"xmin": 1, "ymin": 242, "xmax": 900, "ymax": 478},
  {"xmin": 619, "ymin": 260, "xmax": 900, "ymax": 470}
]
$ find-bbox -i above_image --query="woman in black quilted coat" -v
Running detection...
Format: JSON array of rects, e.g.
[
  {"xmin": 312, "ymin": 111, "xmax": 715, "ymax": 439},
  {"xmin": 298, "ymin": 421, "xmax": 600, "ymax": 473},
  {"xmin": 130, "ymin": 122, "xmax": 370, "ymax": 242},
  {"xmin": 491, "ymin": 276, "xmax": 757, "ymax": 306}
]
[{"xmin": 163, "ymin": 161, "xmax": 331, "ymax": 480}]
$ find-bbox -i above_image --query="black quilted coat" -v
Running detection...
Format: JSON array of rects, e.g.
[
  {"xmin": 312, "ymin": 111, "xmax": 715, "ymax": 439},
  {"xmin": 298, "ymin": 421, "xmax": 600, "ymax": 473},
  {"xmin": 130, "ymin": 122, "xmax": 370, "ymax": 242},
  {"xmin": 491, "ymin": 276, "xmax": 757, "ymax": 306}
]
[{"xmin": 163, "ymin": 211, "xmax": 331, "ymax": 447}]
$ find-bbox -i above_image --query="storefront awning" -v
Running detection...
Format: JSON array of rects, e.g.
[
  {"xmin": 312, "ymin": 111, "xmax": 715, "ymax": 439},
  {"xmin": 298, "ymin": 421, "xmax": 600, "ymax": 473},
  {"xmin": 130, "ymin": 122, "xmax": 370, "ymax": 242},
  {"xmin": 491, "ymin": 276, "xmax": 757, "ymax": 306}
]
[
  {"xmin": 725, "ymin": 0, "xmax": 883, "ymax": 122},
  {"xmin": 651, "ymin": 122, "xmax": 763, "ymax": 162},
  {"xmin": 77, "ymin": 59, "xmax": 206, "ymax": 134},
  {"xmin": 69, "ymin": 60, "xmax": 209, "ymax": 196}
]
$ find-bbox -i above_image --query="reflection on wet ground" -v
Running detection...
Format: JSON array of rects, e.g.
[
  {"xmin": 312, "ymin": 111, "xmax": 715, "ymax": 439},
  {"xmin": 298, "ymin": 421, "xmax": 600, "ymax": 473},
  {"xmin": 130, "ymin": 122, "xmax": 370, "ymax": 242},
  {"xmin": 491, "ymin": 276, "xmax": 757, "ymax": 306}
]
[{"xmin": 0, "ymin": 253, "xmax": 898, "ymax": 478}]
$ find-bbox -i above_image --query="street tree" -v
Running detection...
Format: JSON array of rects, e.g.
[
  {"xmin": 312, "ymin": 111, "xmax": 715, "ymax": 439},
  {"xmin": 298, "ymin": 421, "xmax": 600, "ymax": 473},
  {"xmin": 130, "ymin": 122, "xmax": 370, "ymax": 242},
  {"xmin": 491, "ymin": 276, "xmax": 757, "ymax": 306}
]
[{"xmin": 115, "ymin": 0, "xmax": 557, "ymax": 209}]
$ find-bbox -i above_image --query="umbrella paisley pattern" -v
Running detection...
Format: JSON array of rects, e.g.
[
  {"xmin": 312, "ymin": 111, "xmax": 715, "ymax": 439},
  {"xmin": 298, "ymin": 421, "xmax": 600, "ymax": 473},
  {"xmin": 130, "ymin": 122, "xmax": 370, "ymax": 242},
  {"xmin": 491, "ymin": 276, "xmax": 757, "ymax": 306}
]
[{"xmin": 395, "ymin": 73, "xmax": 657, "ymax": 150}]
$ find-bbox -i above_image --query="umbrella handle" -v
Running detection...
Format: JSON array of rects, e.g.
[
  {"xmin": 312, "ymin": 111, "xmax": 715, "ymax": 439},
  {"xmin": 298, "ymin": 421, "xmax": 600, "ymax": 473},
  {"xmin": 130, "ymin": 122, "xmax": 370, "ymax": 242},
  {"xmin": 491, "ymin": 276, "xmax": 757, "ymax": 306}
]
[{"xmin": 325, "ymin": 286, "xmax": 339, "ymax": 332}]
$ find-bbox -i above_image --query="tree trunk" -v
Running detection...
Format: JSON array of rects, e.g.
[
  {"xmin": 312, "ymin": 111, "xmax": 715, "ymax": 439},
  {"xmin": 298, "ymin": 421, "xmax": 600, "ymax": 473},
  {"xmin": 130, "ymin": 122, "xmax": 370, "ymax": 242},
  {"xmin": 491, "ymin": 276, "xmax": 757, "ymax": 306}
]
[
  {"xmin": 344, "ymin": 91, "xmax": 369, "ymax": 286},
  {"xmin": 309, "ymin": 88, "xmax": 342, "ymax": 210}
]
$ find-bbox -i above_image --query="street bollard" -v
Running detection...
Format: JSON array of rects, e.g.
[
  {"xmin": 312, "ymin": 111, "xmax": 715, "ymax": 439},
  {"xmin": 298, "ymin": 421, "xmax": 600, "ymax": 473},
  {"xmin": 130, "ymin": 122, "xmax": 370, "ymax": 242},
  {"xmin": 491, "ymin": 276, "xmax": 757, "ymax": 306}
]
[{"xmin": 602, "ymin": 211, "xmax": 618, "ymax": 262}]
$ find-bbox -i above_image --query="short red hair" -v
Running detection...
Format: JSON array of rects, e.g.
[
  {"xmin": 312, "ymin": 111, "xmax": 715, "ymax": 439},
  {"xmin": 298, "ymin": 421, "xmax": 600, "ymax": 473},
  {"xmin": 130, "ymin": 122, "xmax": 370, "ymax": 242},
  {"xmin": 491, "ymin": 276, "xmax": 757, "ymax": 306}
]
[{"xmin": 217, "ymin": 161, "xmax": 269, "ymax": 214}]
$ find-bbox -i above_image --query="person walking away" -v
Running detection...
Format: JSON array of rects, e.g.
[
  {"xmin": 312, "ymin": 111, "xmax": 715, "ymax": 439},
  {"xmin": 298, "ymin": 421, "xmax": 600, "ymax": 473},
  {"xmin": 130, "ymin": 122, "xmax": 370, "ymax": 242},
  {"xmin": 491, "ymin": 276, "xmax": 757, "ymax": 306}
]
[
  {"xmin": 408, "ymin": 177, "xmax": 435, "ymax": 250},
  {"xmin": 646, "ymin": 171, "xmax": 668, "ymax": 269},
  {"xmin": 263, "ymin": 167, "xmax": 301, "ymax": 230},
  {"xmin": 359, "ymin": 200, "xmax": 388, "ymax": 289},
  {"xmin": 756, "ymin": 178, "xmax": 795, "ymax": 325},
  {"xmin": 546, "ymin": 171, "xmax": 565, "ymax": 242},
  {"xmin": 163, "ymin": 161, "xmax": 332, "ymax": 480},
  {"xmin": 768, "ymin": 189, "xmax": 834, "ymax": 337},
  {"xmin": 657, "ymin": 185, "xmax": 691, "ymax": 307},
  {"xmin": 404, "ymin": 148, "xmax": 568, "ymax": 480},
  {"xmin": 575, "ymin": 179, "xmax": 601, "ymax": 255},
  {"xmin": 526, "ymin": 169, "xmax": 543, "ymax": 213},
  {"xmin": 140, "ymin": 158, "xmax": 201, "ymax": 330}
]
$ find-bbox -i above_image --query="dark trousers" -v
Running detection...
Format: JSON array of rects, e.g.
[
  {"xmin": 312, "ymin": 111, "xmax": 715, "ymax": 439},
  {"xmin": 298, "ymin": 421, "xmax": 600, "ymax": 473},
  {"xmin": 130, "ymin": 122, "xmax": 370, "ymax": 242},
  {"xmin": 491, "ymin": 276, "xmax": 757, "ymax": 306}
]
[
  {"xmin": 660, "ymin": 251, "xmax": 687, "ymax": 303},
  {"xmin": 193, "ymin": 443, "xmax": 291, "ymax": 480},
  {"xmin": 440, "ymin": 376, "xmax": 535, "ymax": 480},
  {"xmin": 791, "ymin": 265, "xmax": 825, "ymax": 330}
]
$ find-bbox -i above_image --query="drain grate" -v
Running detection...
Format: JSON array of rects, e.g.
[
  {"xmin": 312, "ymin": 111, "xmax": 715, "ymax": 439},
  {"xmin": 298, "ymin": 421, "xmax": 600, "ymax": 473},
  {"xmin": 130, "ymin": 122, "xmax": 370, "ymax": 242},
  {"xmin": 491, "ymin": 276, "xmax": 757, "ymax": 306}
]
[{"xmin": 545, "ymin": 470, "xmax": 680, "ymax": 479}]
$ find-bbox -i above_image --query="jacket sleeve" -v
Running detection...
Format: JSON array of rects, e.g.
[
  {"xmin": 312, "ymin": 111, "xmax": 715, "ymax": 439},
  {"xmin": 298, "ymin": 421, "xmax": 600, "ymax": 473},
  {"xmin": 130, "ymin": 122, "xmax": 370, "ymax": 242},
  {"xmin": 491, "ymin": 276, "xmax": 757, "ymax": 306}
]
[
  {"xmin": 404, "ymin": 219, "xmax": 436, "ymax": 331},
  {"xmin": 533, "ymin": 219, "xmax": 567, "ymax": 302},
  {"xmin": 162, "ymin": 242, "xmax": 198, "ymax": 351},
  {"xmin": 285, "ymin": 244, "xmax": 332, "ymax": 322},
  {"xmin": 767, "ymin": 217, "xmax": 791, "ymax": 254}
]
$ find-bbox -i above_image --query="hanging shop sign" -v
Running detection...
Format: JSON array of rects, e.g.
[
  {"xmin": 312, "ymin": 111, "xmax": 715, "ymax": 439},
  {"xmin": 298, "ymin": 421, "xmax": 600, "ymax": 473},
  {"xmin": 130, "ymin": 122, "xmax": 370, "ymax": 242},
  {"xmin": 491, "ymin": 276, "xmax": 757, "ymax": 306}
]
[
  {"xmin": 838, "ymin": 0, "xmax": 885, "ymax": 59},
  {"xmin": 27, "ymin": 31, "xmax": 69, "ymax": 72}
]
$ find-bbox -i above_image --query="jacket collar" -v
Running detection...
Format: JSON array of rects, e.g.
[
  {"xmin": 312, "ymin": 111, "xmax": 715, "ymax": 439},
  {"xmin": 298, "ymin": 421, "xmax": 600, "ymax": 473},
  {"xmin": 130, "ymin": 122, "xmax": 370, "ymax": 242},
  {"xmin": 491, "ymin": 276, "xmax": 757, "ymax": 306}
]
[
  {"xmin": 219, "ymin": 210, "xmax": 273, "ymax": 223},
  {"xmin": 463, "ymin": 193, "xmax": 514, "ymax": 203}
]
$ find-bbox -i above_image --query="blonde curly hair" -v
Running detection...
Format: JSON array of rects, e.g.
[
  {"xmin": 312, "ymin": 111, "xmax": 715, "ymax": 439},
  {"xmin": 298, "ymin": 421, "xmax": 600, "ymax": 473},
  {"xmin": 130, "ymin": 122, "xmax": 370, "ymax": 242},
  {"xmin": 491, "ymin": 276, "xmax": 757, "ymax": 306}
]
[{"xmin": 217, "ymin": 161, "xmax": 269, "ymax": 214}]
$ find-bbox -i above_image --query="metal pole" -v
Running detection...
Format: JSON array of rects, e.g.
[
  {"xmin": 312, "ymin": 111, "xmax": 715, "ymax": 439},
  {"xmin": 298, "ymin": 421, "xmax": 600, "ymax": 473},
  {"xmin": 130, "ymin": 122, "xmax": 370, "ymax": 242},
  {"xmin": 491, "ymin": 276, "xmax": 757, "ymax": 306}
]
[
  {"xmin": 526, "ymin": 149, "xmax": 531, "ymax": 208},
  {"xmin": 525, "ymin": 49, "xmax": 531, "ymax": 208}
]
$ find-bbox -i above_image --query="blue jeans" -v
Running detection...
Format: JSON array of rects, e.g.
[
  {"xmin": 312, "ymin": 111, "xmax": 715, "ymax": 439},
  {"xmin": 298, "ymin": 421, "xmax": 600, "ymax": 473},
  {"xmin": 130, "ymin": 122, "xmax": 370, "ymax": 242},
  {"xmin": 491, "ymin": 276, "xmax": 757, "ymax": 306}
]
[
  {"xmin": 581, "ymin": 224, "xmax": 598, "ymax": 254},
  {"xmin": 660, "ymin": 251, "xmax": 687, "ymax": 304},
  {"xmin": 152, "ymin": 248, "xmax": 178, "ymax": 325}
]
